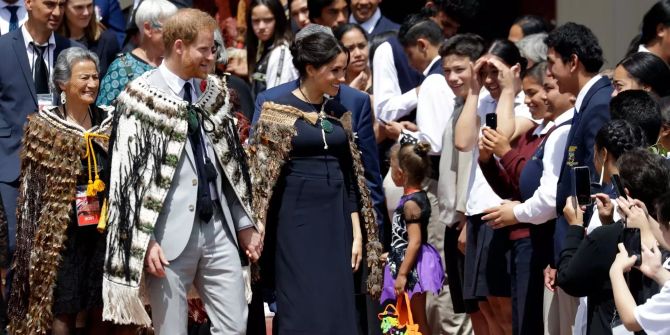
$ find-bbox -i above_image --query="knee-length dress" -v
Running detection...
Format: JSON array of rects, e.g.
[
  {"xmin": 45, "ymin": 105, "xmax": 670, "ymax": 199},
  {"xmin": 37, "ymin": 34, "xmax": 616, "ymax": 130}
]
[{"xmin": 264, "ymin": 93, "xmax": 359, "ymax": 334}]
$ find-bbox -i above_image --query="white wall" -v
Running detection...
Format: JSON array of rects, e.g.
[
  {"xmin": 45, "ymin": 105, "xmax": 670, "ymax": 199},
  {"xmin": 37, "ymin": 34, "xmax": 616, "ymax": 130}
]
[{"xmin": 556, "ymin": 0, "xmax": 657, "ymax": 69}]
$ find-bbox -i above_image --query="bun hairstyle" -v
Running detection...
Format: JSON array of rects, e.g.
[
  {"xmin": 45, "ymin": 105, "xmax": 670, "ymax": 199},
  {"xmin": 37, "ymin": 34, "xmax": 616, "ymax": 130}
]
[
  {"xmin": 617, "ymin": 148, "xmax": 670, "ymax": 215},
  {"xmin": 595, "ymin": 119, "xmax": 647, "ymax": 160},
  {"xmin": 290, "ymin": 30, "xmax": 348, "ymax": 78},
  {"xmin": 487, "ymin": 39, "xmax": 528, "ymax": 77},
  {"xmin": 396, "ymin": 141, "xmax": 432, "ymax": 185}
]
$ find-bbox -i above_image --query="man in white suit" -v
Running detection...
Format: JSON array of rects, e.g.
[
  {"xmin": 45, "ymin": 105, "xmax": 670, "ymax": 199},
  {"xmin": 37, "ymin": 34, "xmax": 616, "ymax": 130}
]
[{"xmin": 140, "ymin": 8, "xmax": 261, "ymax": 334}]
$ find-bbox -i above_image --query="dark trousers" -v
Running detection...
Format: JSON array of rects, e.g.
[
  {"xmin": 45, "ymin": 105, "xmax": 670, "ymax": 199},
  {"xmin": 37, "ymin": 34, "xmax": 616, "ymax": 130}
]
[{"xmin": 444, "ymin": 223, "xmax": 478, "ymax": 314}]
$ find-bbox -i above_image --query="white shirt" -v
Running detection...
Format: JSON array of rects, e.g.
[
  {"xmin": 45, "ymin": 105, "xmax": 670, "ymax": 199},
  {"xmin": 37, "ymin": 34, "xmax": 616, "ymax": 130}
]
[
  {"xmin": 21, "ymin": 25, "xmax": 55, "ymax": 88},
  {"xmin": 465, "ymin": 90, "xmax": 533, "ymax": 215},
  {"xmin": 586, "ymin": 196, "xmax": 621, "ymax": 234},
  {"xmin": 373, "ymin": 41, "xmax": 418, "ymax": 120},
  {"xmin": 575, "ymin": 75, "xmax": 603, "ymax": 113},
  {"xmin": 0, "ymin": 0, "xmax": 27, "ymax": 35},
  {"xmin": 639, "ymin": 44, "xmax": 651, "ymax": 53},
  {"xmin": 513, "ymin": 109, "xmax": 574, "ymax": 224},
  {"xmin": 349, "ymin": 7, "xmax": 382, "ymax": 34},
  {"xmin": 634, "ymin": 280, "xmax": 670, "ymax": 335},
  {"xmin": 158, "ymin": 64, "xmax": 218, "ymax": 201},
  {"xmin": 265, "ymin": 42, "xmax": 298, "ymax": 90},
  {"xmin": 407, "ymin": 57, "xmax": 455, "ymax": 155}
]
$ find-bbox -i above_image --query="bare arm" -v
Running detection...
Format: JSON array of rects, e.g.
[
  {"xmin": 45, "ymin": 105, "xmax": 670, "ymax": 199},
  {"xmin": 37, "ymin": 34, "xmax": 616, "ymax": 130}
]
[
  {"xmin": 351, "ymin": 212, "xmax": 363, "ymax": 272},
  {"xmin": 394, "ymin": 200, "xmax": 423, "ymax": 294},
  {"xmin": 454, "ymin": 58, "xmax": 486, "ymax": 151}
]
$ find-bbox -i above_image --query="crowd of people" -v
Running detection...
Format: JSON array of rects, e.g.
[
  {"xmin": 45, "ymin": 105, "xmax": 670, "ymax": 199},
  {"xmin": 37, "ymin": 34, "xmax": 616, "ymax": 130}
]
[{"xmin": 0, "ymin": 0, "xmax": 669, "ymax": 334}]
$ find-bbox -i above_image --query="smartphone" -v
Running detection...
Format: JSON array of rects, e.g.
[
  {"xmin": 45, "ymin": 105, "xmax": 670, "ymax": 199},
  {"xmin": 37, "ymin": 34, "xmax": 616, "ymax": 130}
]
[
  {"xmin": 572, "ymin": 166, "xmax": 592, "ymax": 206},
  {"xmin": 485, "ymin": 113, "xmax": 497, "ymax": 129},
  {"xmin": 377, "ymin": 118, "xmax": 389, "ymax": 126},
  {"xmin": 621, "ymin": 227, "xmax": 642, "ymax": 266},
  {"xmin": 611, "ymin": 174, "xmax": 627, "ymax": 199}
]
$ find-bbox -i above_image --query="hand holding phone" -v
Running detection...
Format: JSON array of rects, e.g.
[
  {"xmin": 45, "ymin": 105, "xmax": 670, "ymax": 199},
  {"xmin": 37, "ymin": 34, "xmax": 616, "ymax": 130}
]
[{"xmin": 572, "ymin": 166, "xmax": 592, "ymax": 206}]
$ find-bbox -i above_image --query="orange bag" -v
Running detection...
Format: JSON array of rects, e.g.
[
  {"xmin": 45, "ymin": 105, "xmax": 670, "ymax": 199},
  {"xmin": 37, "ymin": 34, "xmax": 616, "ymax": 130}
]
[{"xmin": 378, "ymin": 293, "xmax": 422, "ymax": 335}]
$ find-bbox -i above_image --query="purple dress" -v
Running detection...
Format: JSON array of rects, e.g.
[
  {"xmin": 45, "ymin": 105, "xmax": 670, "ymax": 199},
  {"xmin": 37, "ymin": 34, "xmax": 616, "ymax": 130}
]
[{"xmin": 380, "ymin": 191, "xmax": 444, "ymax": 303}]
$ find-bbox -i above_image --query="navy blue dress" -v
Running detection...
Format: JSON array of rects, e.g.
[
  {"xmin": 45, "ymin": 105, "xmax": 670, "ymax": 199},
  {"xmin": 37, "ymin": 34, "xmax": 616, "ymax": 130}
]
[{"xmin": 266, "ymin": 93, "xmax": 359, "ymax": 334}]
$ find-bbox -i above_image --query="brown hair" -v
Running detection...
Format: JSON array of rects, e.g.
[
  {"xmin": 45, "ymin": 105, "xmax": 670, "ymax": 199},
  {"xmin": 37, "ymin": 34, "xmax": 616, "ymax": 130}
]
[
  {"xmin": 394, "ymin": 142, "xmax": 432, "ymax": 186},
  {"xmin": 162, "ymin": 8, "xmax": 218, "ymax": 56},
  {"xmin": 58, "ymin": 4, "xmax": 101, "ymax": 42}
]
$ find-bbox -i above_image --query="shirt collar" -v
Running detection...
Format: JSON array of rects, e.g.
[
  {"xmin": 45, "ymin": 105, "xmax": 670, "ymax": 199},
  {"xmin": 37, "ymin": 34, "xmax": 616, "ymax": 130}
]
[
  {"xmin": 21, "ymin": 25, "xmax": 55, "ymax": 50},
  {"xmin": 422, "ymin": 56, "xmax": 441, "ymax": 76},
  {"xmin": 554, "ymin": 107, "xmax": 575, "ymax": 125},
  {"xmin": 638, "ymin": 44, "xmax": 651, "ymax": 53},
  {"xmin": 159, "ymin": 63, "xmax": 194, "ymax": 99},
  {"xmin": 574, "ymin": 74, "xmax": 603, "ymax": 113},
  {"xmin": 533, "ymin": 122, "xmax": 553, "ymax": 136},
  {"xmin": 0, "ymin": 0, "xmax": 23, "ymax": 9},
  {"xmin": 349, "ymin": 8, "xmax": 382, "ymax": 34}
]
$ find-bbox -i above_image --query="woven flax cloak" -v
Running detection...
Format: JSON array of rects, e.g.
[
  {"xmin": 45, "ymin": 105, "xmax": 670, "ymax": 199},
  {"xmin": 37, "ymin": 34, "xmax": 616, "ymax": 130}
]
[
  {"xmin": 101, "ymin": 71, "xmax": 253, "ymax": 325},
  {"xmin": 8, "ymin": 106, "xmax": 114, "ymax": 334},
  {"xmin": 247, "ymin": 101, "xmax": 384, "ymax": 298}
]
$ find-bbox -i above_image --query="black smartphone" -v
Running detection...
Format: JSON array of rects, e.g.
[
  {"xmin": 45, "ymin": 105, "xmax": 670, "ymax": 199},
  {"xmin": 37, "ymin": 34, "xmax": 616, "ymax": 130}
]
[
  {"xmin": 621, "ymin": 227, "xmax": 642, "ymax": 266},
  {"xmin": 485, "ymin": 113, "xmax": 497, "ymax": 129},
  {"xmin": 611, "ymin": 174, "xmax": 627, "ymax": 199},
  {"xmin": 572, "ymin": 166, "xmax": 592, "ymax": 206}
]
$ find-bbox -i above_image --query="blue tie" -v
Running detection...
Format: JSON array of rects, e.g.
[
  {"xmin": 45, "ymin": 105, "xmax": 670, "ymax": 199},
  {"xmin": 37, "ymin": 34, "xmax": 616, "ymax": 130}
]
[{"xmin": 6, "ymin": 6, "xmax": 18, "ymax": 32}]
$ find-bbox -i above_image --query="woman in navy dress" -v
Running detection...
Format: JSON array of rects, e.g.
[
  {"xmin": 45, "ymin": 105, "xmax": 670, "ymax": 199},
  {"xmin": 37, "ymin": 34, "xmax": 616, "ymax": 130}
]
[{"xmin": 249, "ymin": 27, "xmax": 383, "ymax": 334}]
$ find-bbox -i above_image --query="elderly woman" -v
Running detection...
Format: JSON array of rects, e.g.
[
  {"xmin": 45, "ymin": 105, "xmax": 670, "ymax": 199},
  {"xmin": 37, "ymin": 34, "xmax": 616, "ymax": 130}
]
[
  {"xmin": 248, "ymin": 26, "xmax": 383, "ymax": 334},
  {"xmin": 96, "ymin": 0, "xmax": 177, "ymax": 105},
  {"xmin": 57, "ymin": 0, "xmax": 120, "ymax": 77},
  {"xmin": 8, "ymin": 47, "xmax": 114, "ymax": 334}
]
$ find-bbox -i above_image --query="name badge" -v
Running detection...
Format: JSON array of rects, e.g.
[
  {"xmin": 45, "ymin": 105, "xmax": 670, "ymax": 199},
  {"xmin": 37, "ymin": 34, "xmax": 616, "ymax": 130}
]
[
  {"xmin": 75, "ymin": 185, "xmax": 101, "ymax": 226},
  {"xmin": 37, "ymin": 93, "xmax": 54, "ymax": 112}
]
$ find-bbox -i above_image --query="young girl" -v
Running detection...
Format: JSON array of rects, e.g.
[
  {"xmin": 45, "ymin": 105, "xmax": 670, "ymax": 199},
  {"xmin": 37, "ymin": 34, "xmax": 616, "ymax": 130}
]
[
  {"xmin": 381, "ymin": 140, "xmax": 444, "ymax": 335},
  {"xmin": 246, "ymin": 0, "xmax": 298, "ymax": 96}
]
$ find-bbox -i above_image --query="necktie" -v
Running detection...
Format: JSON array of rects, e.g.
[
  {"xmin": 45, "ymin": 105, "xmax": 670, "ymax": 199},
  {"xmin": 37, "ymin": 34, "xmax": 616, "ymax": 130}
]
[
  {"xmin": 184, "ymin": 82, "xmax": 214, "ymax": 223},
  {"xmin": 32, "ymin": 43, "xmax": 49, "ymax": 94},
  {"xmin": 6, "ymin": 5, "xmax": 18, "ymax": 32}
]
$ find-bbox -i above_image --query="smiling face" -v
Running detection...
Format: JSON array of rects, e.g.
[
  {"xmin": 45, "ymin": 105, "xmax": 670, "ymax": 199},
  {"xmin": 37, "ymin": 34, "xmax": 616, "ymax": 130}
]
[
  {"xmin": 251, "ymin": 4, "xmax": 276, "ymax": 43},
  {"xmin": 542, "ymin": 75, "xmax": 574, "ymax": 120},
  {"xmin": 546, "ymin": 47, "xmax": 578, "ymax": 95},
  {"xmin": 26, "ymin": 0, "xmax": 66, "ymax": 32},
  {"xmin": 351, "ymin": 0, "xmax": 380, "ymax": 23},
  {"xmin": 60, "ymin": 59, "xmax": 99, "ymax": 106},
  {"xmin": 612, "ymin": 65, "xmax": 646, "ymax": 97},
  {"xmin": 179, "ymin": 29, "xmax": 216, "ymax": 80},
  {"xmin": 443, "ymin": 54, "xmax": 472, "ymax": 98},
  {"xmin": 480, "ymin": 55, "xmax": 502, "ymax": 99},
  {"xmin": 307, "ymin": 52, "xmax": 348, "ymax": 97},
  {"xmin": 290, "ymin": 0, "xmax": 310, "ymax": 29},
  {"xmin": 341, "ymin": 28, "xmax": 369, "ymax": 74},
  {"xmin": 65, "ymin": 0, "xmax": 93, "ymax": 32},
  {"xmin": 522, "ymin": 76, "xmax": 549, "ymax": 121}
]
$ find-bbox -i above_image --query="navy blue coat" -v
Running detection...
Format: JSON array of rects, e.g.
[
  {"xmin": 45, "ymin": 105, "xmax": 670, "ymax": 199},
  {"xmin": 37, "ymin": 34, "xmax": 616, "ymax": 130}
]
[
  {"xmin": 554, "ymin": 76, "xmax": 613, "ymax": 262},
  {"xmin": 370, "ymin": 15, "xmax": 400, "ymax": 37},
  {"xmin": 252, "ymin": 80, "xmax": 385, "ymax": 227}
]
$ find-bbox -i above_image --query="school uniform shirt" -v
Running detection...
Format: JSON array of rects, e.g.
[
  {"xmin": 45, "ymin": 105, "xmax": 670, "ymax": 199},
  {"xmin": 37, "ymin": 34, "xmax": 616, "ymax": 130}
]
[
  {"xmin": 349, "ymin": 8, "xmax": 381, "ymax": 34},
  {"xmin": 635, "ymin": 280, "xmax": 670, "ymax": 335},
  {"xmin": 373, "ymin": 41, "xmax": 418, "ymax": 121},
  {"xmin": 465, "ymin": 90, "xmax": 533, "ymax": 216},
  {"xmin": 264, "ymin": 42, "xmax": 298, "ymax": 90},
  {"xmin": 404, "ymin": 56, "xmax": 455, "ymax": 155},
  {"xmin": 513, "ymin": 109, "xmax": 574, "ymax": 224}
]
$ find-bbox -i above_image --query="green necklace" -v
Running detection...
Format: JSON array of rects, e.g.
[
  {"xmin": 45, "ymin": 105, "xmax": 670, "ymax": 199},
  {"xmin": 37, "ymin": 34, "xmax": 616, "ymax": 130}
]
[{"xmin": 299, "ymin": 85, "xmax": 333, "ymax": 149}]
